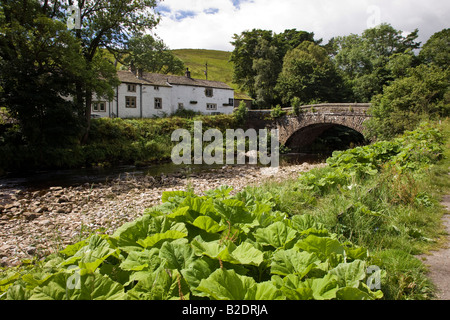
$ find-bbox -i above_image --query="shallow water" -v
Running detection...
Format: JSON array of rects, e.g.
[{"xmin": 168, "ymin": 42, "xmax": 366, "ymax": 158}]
[{"xmin": 0, "ymin": 153, "xmax": 323, "ymax": 192}]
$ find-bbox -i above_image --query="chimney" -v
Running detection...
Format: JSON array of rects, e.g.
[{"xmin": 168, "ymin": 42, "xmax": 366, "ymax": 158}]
[
  {"xmin": 185, "ymin": 67, "xmax": 191, "ymax": 79},
  {"xmin": 130, "ymin": 62, "xmax": 137, "ymax": 76}
]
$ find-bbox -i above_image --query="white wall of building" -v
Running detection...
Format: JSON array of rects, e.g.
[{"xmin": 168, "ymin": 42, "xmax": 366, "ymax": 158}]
[
  {"xmin": 171, "ymin": 85, "xmax": 234, "ymax": 115},
  {"xmin": 141, "ymin": 85, "xmax": 173, "ymax": 117},
  {"xmin": 91, "ymin": 81, "xmax": 235, "ymax": 119}
]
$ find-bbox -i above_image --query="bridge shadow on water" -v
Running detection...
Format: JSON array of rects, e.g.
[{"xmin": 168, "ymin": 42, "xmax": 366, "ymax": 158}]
[{"xmin": 283, "ymin": 124, "xmax": 368, "ymax": 160}]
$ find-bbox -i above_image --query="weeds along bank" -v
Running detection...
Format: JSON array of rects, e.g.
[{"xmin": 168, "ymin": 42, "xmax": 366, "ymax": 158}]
[
  {"xmin": 246, "ymin": 121, "xmax": 449, "ymax": 299},
  {"xmin": 0, "ymin": 121, "xmax": 448, "ymax": 300},
  {"xmin": 0, "ymin": 113, "xmax": 241, "ymax": 174}
]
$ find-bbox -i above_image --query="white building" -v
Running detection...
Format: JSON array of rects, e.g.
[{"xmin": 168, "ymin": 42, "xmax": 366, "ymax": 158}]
[{"xmin": 91, "ymin": 69, "xmax": 235, "ymax": 118}]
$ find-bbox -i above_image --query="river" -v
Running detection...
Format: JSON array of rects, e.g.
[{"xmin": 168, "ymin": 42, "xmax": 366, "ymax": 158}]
[
  {"xmin": 0, "ymin": 153, "xmax": 326, "ymax": 267},
  {"xmin": 0, "ymin": 153, "xmax": 324, "ymax": 193}
]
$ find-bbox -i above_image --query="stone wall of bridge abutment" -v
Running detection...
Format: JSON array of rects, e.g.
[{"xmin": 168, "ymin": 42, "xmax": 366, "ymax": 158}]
[{"xmin": 245, "ymin": 103, "xmax": 371, "ymax": 146}]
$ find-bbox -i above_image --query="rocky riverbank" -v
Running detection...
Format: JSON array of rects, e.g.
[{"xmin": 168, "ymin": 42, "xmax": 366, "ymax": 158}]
[{"xmin": 0, "ymin": 163, "xmax": 325, "ymax": 267}]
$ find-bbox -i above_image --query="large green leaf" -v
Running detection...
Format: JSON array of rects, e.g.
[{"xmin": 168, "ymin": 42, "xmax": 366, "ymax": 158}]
[
  {"xmin": 345, "ymin": 246, "xmax": 368, "ymax": 261},
  {"xmin": 3, "ymin": 284, "xmax": 33, "ymax": 300},
  {"xmin": 30, "ymin": 273, "xmax": 126, "ymax": 300},
  {"xmin": 111, "ymin": 214, "xmax": 153, "ymax": 252},
  {"xmin": 127, "ymin": 267, "xmax": 189, "ymax": 300},
  {"xmin": 304, "ymin": 274, "xmax": 340, "ymax": 300},
  {"xmin": 271, "ymin": 249, "xmax": 320, "ymax": 277},
  {"xmin": 181, "ymin": 257, "xmax": 217, "ymax": 295},
  {"xmin": 335, "ymin": 287, "xmax": 375, "ymax": 300},
  {"xmin": 231, "ymin": 242, "xmax": 265, "ymax": 266},
  {"xmin": 279, "ymin": 273, "xmax": 340, "ymax": 300},
  {"xmin": 296, "ymin": 235, "xmax": 344, "ymax": 260},
  {"xmin": 119, "ymin": 248, "xmax": 161, "ymax": 272},
  {"xmin": 191, "ymin": 216, "xmax": 226, "ymax": 233},
  {"xmin": 67, "ymin": 235, "xmax": 119, "ymax": 273},
  {"xmin": 166, "ymin": 206, "xmax": 194, "ymax": 223},
  {"xmin": 196, "ymin": 269, "xmax": 257, "ymax": 300},
  {"xmin": 214, "ymin": 199, "xmax": 253, "ymax": 224},
  {"xmin": 273, "ymin": 275, "xmax": 314, "ymax": 300},
  {"xmin": 291, "ymin": 214, "xmax": 326, "ymax": 232},
  {"xmin": 191, "ymin": 237, "xmax": 230, "ymax": 259},
  {"xmin": 159, "ymin": 239, "xmax": 195, "ymax": 270},
  {"xmin": 329, "ymin": 260, "xmax": 366, "ymax": 288},
  {"xmin": 254, "ymin": 281, "xmax": 284, "ymax": 300},
  {"xmin": 137, "ymin": 230, "xmax": 188, "ymax": 249},
  {"xmin": 59, "ymin": 239, "xmax": 88, "ymax": 257},
  {"xmin": 191, "ymin": 237, "xmax": 264, "ymax": 266},
  {"xmin": 254, "ymin": 221, "xmax": 298, "ymax": 249},
  {"xmin": 161, "ymin": 190, "xmax": 192, "ymax": 203}
]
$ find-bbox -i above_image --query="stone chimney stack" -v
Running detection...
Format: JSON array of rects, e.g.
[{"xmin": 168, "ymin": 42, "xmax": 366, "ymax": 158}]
[{"xmin": 185, "ymin": 67, "xmax": 191, "ymax": 79}]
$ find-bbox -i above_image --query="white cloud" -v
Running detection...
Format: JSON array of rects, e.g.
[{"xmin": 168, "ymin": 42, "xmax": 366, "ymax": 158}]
[{"xmin": 153, "ymin": 0, "xmax": 450, "ymax": 51}]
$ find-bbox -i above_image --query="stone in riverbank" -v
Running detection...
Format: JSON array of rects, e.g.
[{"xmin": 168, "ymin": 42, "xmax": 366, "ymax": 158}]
[{"xmin": 0, "ymin": 163, "xmax": 325, "ymax": 267}]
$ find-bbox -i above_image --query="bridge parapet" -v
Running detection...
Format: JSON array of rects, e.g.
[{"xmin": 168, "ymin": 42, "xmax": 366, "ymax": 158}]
[
  {"xmin": 245, "ymin": 103, "xmax": 372, "ymax": 146},
  {"xmin": 247, "ymin": 103, "xmax": 371, "ymax": 116}
]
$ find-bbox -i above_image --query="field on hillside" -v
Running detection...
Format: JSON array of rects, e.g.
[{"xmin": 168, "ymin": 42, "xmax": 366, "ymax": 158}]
[{"xmin": 172, "ymin": 49, "xmax": 237, "ymax": 90}]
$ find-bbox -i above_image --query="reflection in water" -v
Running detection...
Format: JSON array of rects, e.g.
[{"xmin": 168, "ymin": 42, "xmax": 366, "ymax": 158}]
[{"xmin": 0, "ymin": 153, "xmax": 323, "ymax": 192}]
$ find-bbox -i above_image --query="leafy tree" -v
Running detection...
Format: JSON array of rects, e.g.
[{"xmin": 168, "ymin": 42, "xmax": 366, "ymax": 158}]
[
  {"xmin": 333, "ymin": 23, "xmax": 420, "ymax": 102},
  {"xmin": 276, "ymin": 41, "xmax": 346, "ymax": 105},
  {"xmin": 230, "ymin": 29, "xmax": 317, "ymax": 108},
  {"xmin": 252, "ymin": 37, "xmax": 280, "ymax": 107},
  {"xmin": 123, "ymin": 34, "xmax": 185, "ymax": 75},
  {"xmin": 419, "ymin": 28, "xmax": 450, "ymax": 69},
  {"xmin": 0, "ymin": 0, "xmax": 85, "ymax": 148},
  {"xmin": 66, "ymin": 0, "xmax": 160, "ymax": 142},
  {"xmin": 365, "ymin": 64, "xmax": 450, "ymax": 140},
  {"xmin": 230, "ymin": 29, "xmax": 273, "ymax": 101}
]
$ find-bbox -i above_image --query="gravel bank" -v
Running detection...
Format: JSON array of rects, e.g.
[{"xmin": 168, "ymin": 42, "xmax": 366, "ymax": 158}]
[{"xmin": 0, "ymin": 163, "xmax": 325, "ymax": 267}]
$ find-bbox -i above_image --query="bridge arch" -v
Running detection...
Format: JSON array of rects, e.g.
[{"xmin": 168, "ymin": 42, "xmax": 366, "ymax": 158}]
[
  {"xmin": 246, "ymin": 103, "xmax": 371, "ymax": 151},
  {"xmin": 284, "ymin": 123, "xmax": 366, "ymax": 152}
]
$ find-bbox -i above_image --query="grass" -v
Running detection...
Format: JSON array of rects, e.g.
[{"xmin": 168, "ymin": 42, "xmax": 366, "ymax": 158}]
[
  {"xmin": 172, "ymin": 49, "xmax": 239, "ymax": 91},
  {"xmin": 243, "ymin": 119, "xmax": 450, "ymax": 300}
]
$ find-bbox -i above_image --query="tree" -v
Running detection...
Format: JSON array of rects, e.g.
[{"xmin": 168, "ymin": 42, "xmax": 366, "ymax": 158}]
[
  {"xmin": 123, "ymin": 34, "xmax": 185, "ymax": 75},
  {"xmin": 252, "ymin": 37, "xmax": 279, "ymax": 107},
  {"xmin": 365, "ymin": 64, "xmax": 450, "ymax": 140},
  {"xmin": 230, "ymin": 29, "xmax": 317, "ymax": 108},
  {"xmin": 0, "ymin": 0, "xmax": 86, "ymax": 149},
  {"xmin": 230, "ymin": 29, "xmax": 273, "ymax": 101},
  {"xmin": 419, "ymin": 28, "xmax": 450, "ymax": 70},
  {"xmin": 276, "ymin": 41, "xmax": 346, "ymax": 105},
  {"xmin": 0, "ymin": 0, "xmax": 161, "ymax": 146},
  {"xmin": 67, "ymin": 0, "xmax": 160, "ymax": 142},
  {"xmin": 333, "ymin": 23, "xmax": 420, "ymax": 102}
]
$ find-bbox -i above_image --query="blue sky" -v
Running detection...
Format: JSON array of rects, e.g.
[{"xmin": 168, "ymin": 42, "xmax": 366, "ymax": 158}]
[{"xmin": 152, "ymin": 0, "xmax": 450, "ymax": 51}]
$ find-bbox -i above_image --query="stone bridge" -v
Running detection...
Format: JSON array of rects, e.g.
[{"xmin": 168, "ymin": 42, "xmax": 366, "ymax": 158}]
[{"xmin": 246, "ymin": 103, "xmax": 371, "ymax": 150}]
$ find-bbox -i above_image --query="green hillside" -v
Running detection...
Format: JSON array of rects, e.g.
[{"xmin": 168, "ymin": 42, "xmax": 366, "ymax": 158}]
[{"xmin": 172, "ymin": 49, "xmax": 237, "ymax": 90}]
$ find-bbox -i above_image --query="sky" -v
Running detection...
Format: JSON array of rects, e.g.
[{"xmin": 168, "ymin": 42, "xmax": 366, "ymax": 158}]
[{"xmin": 152, "ymin": 0, "xmax": 450, "ymax": 51}]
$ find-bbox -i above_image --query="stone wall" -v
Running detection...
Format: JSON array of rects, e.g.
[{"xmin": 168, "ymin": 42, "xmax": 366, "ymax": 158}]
[{"xmin": 245, "ymin": 103, "xmax": 371, "ymax": 146}]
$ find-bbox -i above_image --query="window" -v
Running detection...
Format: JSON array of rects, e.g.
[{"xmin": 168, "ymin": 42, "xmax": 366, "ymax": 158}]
[
  {"xmin": 154, "ymin": 86, "xmax": 160, "ymax": 91},
  {"xmin": 154, "ymin": 98, "xmax": 162, "ymax": 109},
  {"xmin": 205, "ymin": 88, "xmax": 213, "ymax": 97},
  {"xmin": 125, "ymin": 96, "xmax": 136, "ymax": 108},
  {"xmin": 178, "ymin": 103, "xmax": 184, "ymax": 110},
  {"xmin": 92, "ymin": 101, "xmax": 106, "ymax": 112},
  {"xmin": 206, "ymin": 103, "xmax": 217, "ymax": 110},
  {"xmin": 127, "ymin": 84, "xmax": 136, "ymax": 92}
]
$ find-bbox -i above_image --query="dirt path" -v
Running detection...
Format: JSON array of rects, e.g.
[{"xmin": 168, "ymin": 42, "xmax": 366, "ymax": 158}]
[{"xmin": 419, "ymin": 194, "xmax": 450, "ymax": 300}]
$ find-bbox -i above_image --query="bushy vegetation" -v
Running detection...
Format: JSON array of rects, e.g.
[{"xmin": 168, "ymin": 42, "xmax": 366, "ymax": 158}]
[
  {"xmin": 0, "ymin": 114, "xmax": 240, "ymax": 174},
  {"xmin": 244, "ymin": 122, "xmax": 449, "ymax": 299},
  {"xmin": 1, "ymin": 122, "xmax": 448, "ymax": 300}
]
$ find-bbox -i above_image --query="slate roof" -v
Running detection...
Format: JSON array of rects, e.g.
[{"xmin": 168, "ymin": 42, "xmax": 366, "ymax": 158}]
[{"xmin": 117, "ymin": 70, "xmax": 233, "ymax": 90}]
